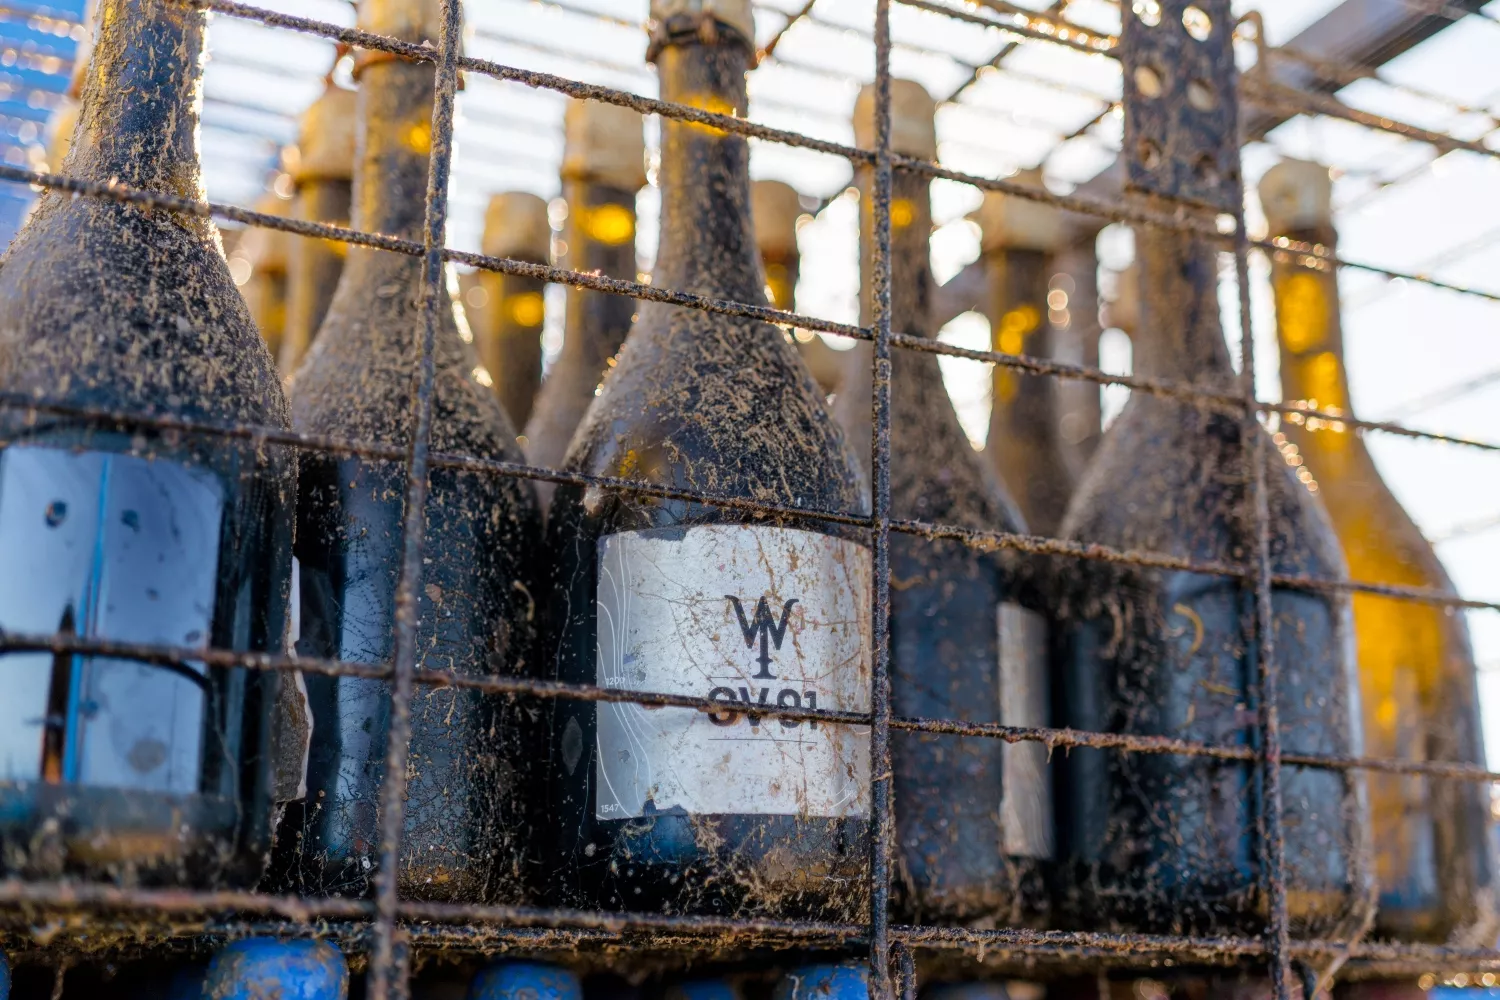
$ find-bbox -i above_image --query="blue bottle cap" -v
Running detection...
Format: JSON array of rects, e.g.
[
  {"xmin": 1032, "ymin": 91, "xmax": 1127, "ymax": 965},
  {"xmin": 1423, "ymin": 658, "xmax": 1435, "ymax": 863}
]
[
  {"xmin": 468, "ymin": 962, "xmax": 584, "ymax": 1000},
  {"xmin": 665, "ymin": 980, "xmax": 741, "ymax": 1000},
  {"xmin": 774, "ymin": 964, "xmax": 870, "ymax": 1000},
  {"xmin": 0, "ymin": 948, "xmax": 10, "ymax": 1000},
  {"xmin": 204, "ymin": 938, "xmax": 348, "ymax": 1000}
]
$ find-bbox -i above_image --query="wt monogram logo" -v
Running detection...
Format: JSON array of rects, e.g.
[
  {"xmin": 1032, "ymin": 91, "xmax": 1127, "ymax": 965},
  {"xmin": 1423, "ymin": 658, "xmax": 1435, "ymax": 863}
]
[{"xmin": 709, "ymin": 594, "xmax": 818, "ymax": 729}]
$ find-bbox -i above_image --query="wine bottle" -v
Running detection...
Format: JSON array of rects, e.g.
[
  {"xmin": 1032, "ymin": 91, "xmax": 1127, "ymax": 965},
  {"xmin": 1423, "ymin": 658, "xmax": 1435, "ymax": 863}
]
[
  {"xmin": 773, "ymin": 965, "xmax": 868, "ymax": 1000},
  {"xmin": 1054, "ymin": 210, "xmax": 1374, "ymax": 944},
  {"xmin": 241, "ymin": 191, "xmax": 293, "ymax": 360},
  {"xmin": 1261, "ymin": 158, "xmax": 1498, "ymax": 946},
  {"xmin": 204, "ymin": 940, "xmax": 348, "ymax": 1000},
  {"xmin": 271, "ymin": 0, "xmax": 541, "ymax": 903},
  {"xmin": 468, "ymin": 962, "xmax": 581, "ymax": 1000},
  {"xmin": 280, "ymin": 83, "xmax": 357, "ymax": 373},
  {"xmin": 540, "ymin": 0, "xmax": 870, "ymax": 918},
  {"xmin": 524, "ymin": 97, "xmax": 644, "ymax": 509},
  {"xmin": 976, "ymin": 168, "xmax": 1075, "ymax": 537},
  {"xmin": 832, "ymin": 80, "xmax": 1051, "ymax": 925},
  {"xmin": 473, "ymin": 192, "xmax": 550, "ymax": 428},
  {"xmin": 0, "ymin": 0, "xmax": 293, "ymax": 888},
  {"xmin": 750, "ymin": 178, "xmax": 840, "ymax": 393}
]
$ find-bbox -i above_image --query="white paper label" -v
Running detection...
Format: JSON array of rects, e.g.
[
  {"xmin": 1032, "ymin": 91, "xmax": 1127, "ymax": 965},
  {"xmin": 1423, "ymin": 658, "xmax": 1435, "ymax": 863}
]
[
  {"xmin": 595, "ymin": 524, "xmax": 872, "ymax": 820},
  {"xmin": 999, "ymin": 602, "xmax": 1054, "ymax": 859}
]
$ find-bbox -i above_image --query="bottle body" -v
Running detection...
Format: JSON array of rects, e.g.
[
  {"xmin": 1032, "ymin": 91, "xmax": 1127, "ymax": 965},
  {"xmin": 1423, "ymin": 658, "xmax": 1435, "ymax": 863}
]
[
  {"xmin": 834, "ymin": 162, "xmax": 1050, "ymax": 924},
  {"xmin": 271, "ymin": 57, "xmax": 541, "ymax": 903},
  {"xmin": 1271, "ymin": 234, "xmax": 1498, "ymax": 944},
  {"xmin": 524, "ymin": 177, "xmax": 638, "ymax": 506},
  {"xmin": 1053, "ymin": 225, "xmax": 1373, "ymax": 948},
  {"xmin": 0, "ymin": 0, "xmax": 293, "ymax": 888},
  {"xmin": 540, "ymin": 35, "xmax": 870, "ymax": 919}
]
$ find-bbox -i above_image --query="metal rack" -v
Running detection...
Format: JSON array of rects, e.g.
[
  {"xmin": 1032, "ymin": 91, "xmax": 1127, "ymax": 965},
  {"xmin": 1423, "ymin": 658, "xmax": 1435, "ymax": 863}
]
[{"xmin": 2, "ymin": 0, "xmax": 1500, "ymax": 997}]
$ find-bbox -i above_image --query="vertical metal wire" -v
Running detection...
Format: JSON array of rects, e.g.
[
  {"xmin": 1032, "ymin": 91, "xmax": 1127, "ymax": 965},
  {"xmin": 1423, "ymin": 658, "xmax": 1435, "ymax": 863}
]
[
  {"xmin": 892, "ymin": 941, "xmax": 917, "ymax": 1000},
  {"xmin": 367, "ymin": 1, "xmax": 466, "ymax": 997},
  {"xmin": 868, "ymin": 0, "xmax": 896, "ymax": 996},
  {"xmin": 1234, "ymin": 199, "xmax": 1294, "ymax": 998}
]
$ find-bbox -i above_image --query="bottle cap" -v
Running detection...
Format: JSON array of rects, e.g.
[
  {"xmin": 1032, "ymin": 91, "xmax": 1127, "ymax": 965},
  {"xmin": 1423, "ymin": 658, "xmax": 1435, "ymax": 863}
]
[
  {"xmin": 240, "ymin": 193, "xmax": 294, "ymax": 274},
  {"xmin": 1258, "ymin": 158, "xmax": 1333, "ymax": 235},
  {"xmin": 292, "ymin": 85, "xmax": 358, "ymax": 184},
  {"xmin": 0, "ymin": 947, "xmax": 10, "ymax": 1000},
  {"xmin": 925, "ymin": 984, "xmax": 1011, "ymax": 1000},
  {"xmin": 482, "ymin": 192, "xmax": 551, "ymax": 262},
  {"xmin": 773, "ymin": 965, "xmax": 869, "ymax": 1000},
  {"xmin": 203, "ymin": 939, "xmax": 348, "ymax": 1000},
  {"xmin": 357, "ymin": 0, "xmax": 446, "ymax": 44},
  {"xmin": 666, "ymin": 981, "xmax": 741, "ymax": 1000},
  {"xmin": 974, "ymin": 168, "xmax": 1064, "ymax": 253},
  {"xmin": 751, "ymin": 179, "xmax": 802, "ymax": 258},
  {"xmin": 467, "ymin": 962, "xmax": 583, "ymax": 1000},
  {"xmin": 562, "ymin": 98, "xmax": 647, "ymax": 189},
  {"xmin": 853, "ymin": 79, "xmax": 937, "ymax": 159},
  {"xmin": 649, "ymin": 0, "xmax": 755, "ymax": 51}
]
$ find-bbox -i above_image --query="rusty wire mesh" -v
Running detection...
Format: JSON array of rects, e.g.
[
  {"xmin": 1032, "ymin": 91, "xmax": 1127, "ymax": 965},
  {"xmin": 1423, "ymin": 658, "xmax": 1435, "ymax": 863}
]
[{"xmin": 2, "ymin": 0, "xmax": 1500, "ymax": 997}]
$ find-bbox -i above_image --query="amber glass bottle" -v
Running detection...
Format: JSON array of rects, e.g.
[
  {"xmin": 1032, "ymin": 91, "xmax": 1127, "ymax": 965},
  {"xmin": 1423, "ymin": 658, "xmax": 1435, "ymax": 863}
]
[
  {"xmin": 830, "ymin": 80, "xmax": 1050, "ymax": 925},
  {"xmin": 750, "ymin": 179, "xmax": 840, "ymax": 393},
  {"xmin": 1261, "ymin": 158, "xmax": 1498, "ymax": 946},
  {"xmin": 540, "ymin": 0, "xmax": 870, "ymax": 918},
  {"xmin": 1053, "ymin": 208, "xmax": 1374, "ymax": 947},
  {"xmin": 270, "ymin": 0, "xmax": 541, "ymax": 903},
  {"xmin": 280, "ymin": 83, "xmax": 356, "ymax": 374},
  {"xmin": 524, "ymin": 97, "xmax": 644, "ymax": 508},
  {"xmin": 472, "ymin": 192, "xmax": 549, "ymax": 428},
  {"xmin": 0, "ymin": 0, "xmax": 293, "ymax": 888},
  {"xmin": 977, "ymin": 170, "xmax": 1075, "ymax": 537},
  {"xmin": 241, "ymin": 191, "xmax": 293, "ymax": 360}
]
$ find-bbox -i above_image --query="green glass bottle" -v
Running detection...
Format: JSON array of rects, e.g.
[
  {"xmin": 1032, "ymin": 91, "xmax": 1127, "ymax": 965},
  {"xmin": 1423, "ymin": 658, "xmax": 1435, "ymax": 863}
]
[
  {"xmin": 472, "ymin": 192, "xmax": 549, "ymax": 429},
  {"xmin": 280, "ymin": 83, "xmax": 356, "ymax": 374},
  {"xmin": 540, "ymin": 0, "xmax": 870, "ymax": 918},
  {"xmin": 1053, "ymin": 205, "xmax": 1375, "ymax": 946},
  {"xmin": 749, "ymin": 179, "xmax": 840, "ymax": 393},
  {"xmin": 524, "ymin": 97, "xmax": 644, "ymax": 509},
  {"xmin": 0, "ymin": 0, "xmax": 294, "ymax": 888},
  {"xmin": 976, "ymin": 169, "xmax": 1076, "ymax": 537},
  {"xmin": 1261, "ymin": 158, "xmax": 1498, "ymax": 949},
  {"xmin": 271, "ymin": 0, "xmax": 541, "ymax": 902},
  {"xmin": 831, "ymin": 80, "xmax": 1052, "ymax": 925}
]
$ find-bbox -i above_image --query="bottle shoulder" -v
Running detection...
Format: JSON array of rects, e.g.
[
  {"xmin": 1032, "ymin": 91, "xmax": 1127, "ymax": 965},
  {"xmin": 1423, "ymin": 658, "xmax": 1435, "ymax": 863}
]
[
  {"xmin": 564, "ymin": 306, "xmax": 866, "ymax": 516},
  {"xmin": 1063, "ymin": 396, "xmax": 1347, "ymax": 581},
  {"xmin": 0, "ymin": 194, "xmax": 287, "ymax": 429}
]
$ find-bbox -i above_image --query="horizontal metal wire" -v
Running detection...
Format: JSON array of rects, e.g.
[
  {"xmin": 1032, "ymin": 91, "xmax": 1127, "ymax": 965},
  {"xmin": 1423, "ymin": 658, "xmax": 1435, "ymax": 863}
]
[
  {"xmin": 4, "ymin": 159, "xmax": 1494, "ymax": 464},
  {"xmin": 5, "ymin": 614, "xmax": 1500, "ymax": 785},
  {"xmin": 5, "ymin": 879, "xmax": 1500, "ymax": 968}
]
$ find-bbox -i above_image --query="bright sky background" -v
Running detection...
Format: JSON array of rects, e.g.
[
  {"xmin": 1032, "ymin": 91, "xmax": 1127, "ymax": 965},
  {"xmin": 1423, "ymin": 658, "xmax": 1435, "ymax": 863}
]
[{"xmin": 5, "ymin": 0, "xmax": 1500, "ymax": 759}]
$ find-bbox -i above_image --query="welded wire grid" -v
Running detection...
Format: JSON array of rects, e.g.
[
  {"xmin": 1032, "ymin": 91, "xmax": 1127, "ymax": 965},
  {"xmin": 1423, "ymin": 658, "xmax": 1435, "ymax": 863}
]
[{"xmin": 3, "ymin": 0, "xmax": 1500, "ymax": 997}]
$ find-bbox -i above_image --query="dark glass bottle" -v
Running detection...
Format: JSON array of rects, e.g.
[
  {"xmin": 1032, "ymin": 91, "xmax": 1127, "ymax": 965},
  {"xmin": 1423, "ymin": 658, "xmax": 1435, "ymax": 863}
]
[
  {"xmin": 1261, "ymin": 158, "xmax": 1498, "ymax": 948},
  {"xmin": 270, "ymin": 0, "xmax": 541, "ymax": 903},
  {"xmin": 831, "ymin": 80, "xmax": 1051, "ymax": 925},
  {"xmin": 280, "ymin": 83, "xmax": 357, "ymax": 374},
  {"xmin": 524, "ymin": 97, "xmax": 644, "ymax": 510},
  {"xmin": 0, "ymin": 0, "xmax": 293, "ymax": 888},
  {"xmin": 473, "ymin": 192, "xmax": 550, "ymax": 429},
  {"xmin": 749, "ymin": 179, "xmax": 840, "ymax": 393},
  {"xmin": 540, "ymin": 0, "xmax": 870, "ymax": 918},
  {"xmin": 1053, "ymin": 208, "xmax": 1374, "ymax": 947},
  {"xmin": 976, "ymin": 169, "xmax": 1075, "ymax": 538}
]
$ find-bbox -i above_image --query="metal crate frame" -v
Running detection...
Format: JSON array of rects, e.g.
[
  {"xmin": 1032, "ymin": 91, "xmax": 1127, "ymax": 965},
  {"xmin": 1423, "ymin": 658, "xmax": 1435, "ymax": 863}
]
[{"xmin": 3, "ymin": 0, "xmax": 1500, "ymax": 997}]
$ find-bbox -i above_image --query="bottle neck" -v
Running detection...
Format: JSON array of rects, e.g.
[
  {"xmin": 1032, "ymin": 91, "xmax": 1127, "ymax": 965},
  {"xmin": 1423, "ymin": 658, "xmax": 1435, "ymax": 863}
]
[
  {"xmin": 351, "ymin": 60, "xmax": 436, "ymax": 241},
  {"xmin": 1133, "ymin": 220, "xmax": 1236, "ymax": 387},
  {"xmin": 562, "ymin": 176, "xmax": 638, "ymax": 368},
  {"xmin": 762, "ymin": 249, "xmax": 798, "ymax": 312},
  {"xmin": 1272, "ymin": 226, "xmax": 1353, "ymax": 414},
  {"xmin": 860, "ymin": 167, "xmax": 932, "ymax": 335},
  {"xmin": 649, "ymin": 37, "xmax": 765, "ymax": 305},
  {"xmin": 66, "ymin": 0, "xmax": 206, "ymax": 200}
]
